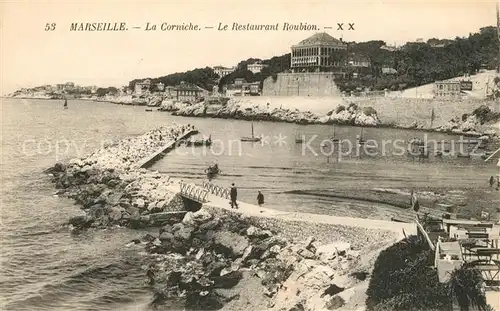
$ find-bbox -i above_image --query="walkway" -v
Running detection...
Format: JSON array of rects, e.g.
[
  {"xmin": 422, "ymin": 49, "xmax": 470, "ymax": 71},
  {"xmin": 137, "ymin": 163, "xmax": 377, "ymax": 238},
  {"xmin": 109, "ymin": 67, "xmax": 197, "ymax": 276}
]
[{"xmin": 167, "ymin": 179, "xmax": 417, "ymax": 237}]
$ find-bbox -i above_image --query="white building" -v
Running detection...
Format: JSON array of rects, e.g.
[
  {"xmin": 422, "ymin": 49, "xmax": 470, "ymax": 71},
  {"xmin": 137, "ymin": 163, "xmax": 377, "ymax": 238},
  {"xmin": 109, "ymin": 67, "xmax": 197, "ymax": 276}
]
[
  {"xmin": 213, "ymin": 66, "xmax": 235, "ymax": 78},
  {"xmin": 290, "ymin": 32, "xmax": 347, "ymax": 72},
  {"xmin": 247, "ymin": 61, "xmax": 268, "ymax": 74},
  {"xmin": 134, "ymin": 79, "xmax": 151, "ymax": 95},
  {"xmin": 156, "ymin": 82, "xmax": 165, "ymax": 92}
]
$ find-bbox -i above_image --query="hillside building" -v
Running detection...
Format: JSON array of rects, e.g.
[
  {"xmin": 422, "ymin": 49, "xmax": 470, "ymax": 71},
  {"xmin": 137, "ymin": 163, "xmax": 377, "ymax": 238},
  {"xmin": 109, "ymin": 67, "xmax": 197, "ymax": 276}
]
[
  {"xmin": 174, "ymin": 81, "xmax": 208, "ymax": 103},
  {"xmin": 213, "ymin": 66, "xmax": 235, "ymax": 78},
  {"xmin": 290, "ymin": 32, "xmax": 347, "ymax": 73},
  {"xmin": 134, "ymin": 79, "xmax": 151, "ymax": 95},
  {"xmin": 434, "ymin": 80, "xmax": 474, "ymax": 98},
  {"xmin": 247, "ymin": 61, "xmax": 268, "ymax": 74}
]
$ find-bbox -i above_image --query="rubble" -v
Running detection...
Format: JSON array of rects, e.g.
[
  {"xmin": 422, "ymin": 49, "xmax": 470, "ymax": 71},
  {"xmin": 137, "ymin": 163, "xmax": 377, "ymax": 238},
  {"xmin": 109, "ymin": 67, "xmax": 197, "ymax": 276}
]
[{"xmin": 140, "ymin": 208, "xmax": 371, "ymax": 311}]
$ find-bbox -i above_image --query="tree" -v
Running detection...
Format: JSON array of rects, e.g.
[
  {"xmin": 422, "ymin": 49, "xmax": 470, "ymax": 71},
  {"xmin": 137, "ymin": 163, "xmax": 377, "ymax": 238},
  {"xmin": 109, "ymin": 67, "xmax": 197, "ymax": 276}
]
[
  {"xmin": 95, "ymin": 88, "xmax": 108, "ymax": 97},
  {"xmin": 447, "ymin": 263, "xmax": 489, "ymax": 311},
  {"xmin": 366, "ymin": 235, "xmax": 451, "ymax": 311}
]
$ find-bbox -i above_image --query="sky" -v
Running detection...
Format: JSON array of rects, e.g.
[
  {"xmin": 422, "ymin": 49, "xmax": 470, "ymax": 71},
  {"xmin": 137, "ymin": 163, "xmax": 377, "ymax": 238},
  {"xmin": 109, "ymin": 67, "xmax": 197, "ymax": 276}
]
[{"xmin": 1, "ymin": 0, "xmax": 498, "ymax": 95}]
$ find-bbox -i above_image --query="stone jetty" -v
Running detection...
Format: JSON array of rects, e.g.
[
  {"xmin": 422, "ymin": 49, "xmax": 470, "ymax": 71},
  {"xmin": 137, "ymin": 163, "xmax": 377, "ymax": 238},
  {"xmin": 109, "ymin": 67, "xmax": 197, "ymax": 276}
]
[
  {"xmin": 47, "ymin": 124, "xmax": 417, "ymax": 311},
  {"xmin": 46, "ymin": 123, "xmax": 197, "ymax": 229}
]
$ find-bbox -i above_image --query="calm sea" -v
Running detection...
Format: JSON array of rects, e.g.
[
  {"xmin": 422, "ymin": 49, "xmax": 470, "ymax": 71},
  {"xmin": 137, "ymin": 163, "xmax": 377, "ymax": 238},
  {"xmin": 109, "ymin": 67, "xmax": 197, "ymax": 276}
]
[{"xmin": 1, "ymin": 98, "xmax": 498, "ymax": 311}]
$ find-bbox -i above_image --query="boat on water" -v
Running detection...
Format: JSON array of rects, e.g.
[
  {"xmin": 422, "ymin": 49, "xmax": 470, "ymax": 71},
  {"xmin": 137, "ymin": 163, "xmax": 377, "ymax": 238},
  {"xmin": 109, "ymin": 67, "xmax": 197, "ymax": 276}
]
[
  {"xmin": 184, "ymin": 135, "xmax": 212, "ymax": 147},
  {"xmin": 241, "ymin": 122, "xmax": 261, "ymax": 142},
  {"xmin": 330, "ymin": 125, "xmax": 339, "ymax": 142},
  {"xmin": 295, "ymin": 131, "xmax": 303, "ymax": 143},
  {"xmin": 481, "ymin": 151, "xmax": 494, "ymax": 160},
  {"xmin": 205, "ymin": 164, "xmax": 220, "ymax": 178},
  {"xmin": 408, "ymin": 137, "xmax": 425, "ymax": 146},
  {"xmin": 145, "ymin": 109, "xmax": 153, "ymax": 112},
  {"xmin": 357, "ymin": 128, "xmax": 366, "ymax": 145}
]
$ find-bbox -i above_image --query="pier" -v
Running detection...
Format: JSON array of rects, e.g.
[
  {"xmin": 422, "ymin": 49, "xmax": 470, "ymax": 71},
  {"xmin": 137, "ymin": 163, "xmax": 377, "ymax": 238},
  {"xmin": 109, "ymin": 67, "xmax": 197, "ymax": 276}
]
[{"xmin": 135, "ymin": 129, "xmax": 197, "ymax": 169}]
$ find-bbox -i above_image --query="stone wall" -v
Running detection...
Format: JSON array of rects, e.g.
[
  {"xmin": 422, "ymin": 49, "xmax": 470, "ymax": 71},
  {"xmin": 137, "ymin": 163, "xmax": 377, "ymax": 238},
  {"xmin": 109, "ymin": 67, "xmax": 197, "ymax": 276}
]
[
  {"xmin": 349, "ymin": 97, "xmax": 500, "ymax": 129},
  {"xmin": 202, "ymin": 204, "xmax": 396, "ymax": 249},
  {"xmin": 262, "ymin": 72, "xmax": 342, "ymax": 97}
]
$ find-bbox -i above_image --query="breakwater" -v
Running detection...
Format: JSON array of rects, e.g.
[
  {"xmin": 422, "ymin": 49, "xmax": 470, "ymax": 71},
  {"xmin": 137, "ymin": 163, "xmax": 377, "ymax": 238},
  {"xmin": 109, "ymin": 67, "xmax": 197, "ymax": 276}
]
[
  {"xmin": 47, "ymin": 124, "xmax": 197, "ymax": 230},
  {"xmin": 47, "ymin": 123, "xmax": 417, "ymax": 310}
]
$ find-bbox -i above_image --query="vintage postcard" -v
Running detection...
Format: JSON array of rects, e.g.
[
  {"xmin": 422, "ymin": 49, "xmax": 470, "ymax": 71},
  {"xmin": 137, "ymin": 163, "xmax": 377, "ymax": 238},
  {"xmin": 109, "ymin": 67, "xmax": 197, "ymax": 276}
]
[{"xmin": 1, "ymin": 1, "xmax": 500, "ymax": 310}]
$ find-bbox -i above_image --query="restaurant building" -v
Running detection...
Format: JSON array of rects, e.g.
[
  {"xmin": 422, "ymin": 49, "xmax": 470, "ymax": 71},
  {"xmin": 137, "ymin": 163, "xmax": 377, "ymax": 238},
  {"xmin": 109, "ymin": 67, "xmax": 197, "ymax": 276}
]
[{"xmin": 290, "ymin": 32, "xmax": 347, "ymax": 73}]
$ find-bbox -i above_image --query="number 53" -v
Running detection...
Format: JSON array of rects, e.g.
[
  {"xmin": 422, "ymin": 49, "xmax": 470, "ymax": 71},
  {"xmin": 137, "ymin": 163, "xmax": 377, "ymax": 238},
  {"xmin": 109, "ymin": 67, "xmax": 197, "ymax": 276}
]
[{"xmin": 45, "ymin": 23, "xmax": 56, "ymax": 31}]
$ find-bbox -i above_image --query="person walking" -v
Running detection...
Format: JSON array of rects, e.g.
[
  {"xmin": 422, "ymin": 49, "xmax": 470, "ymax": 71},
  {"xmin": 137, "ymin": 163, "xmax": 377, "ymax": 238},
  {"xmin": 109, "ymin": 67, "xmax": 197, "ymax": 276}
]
[
  {"xmin": 489, "ymin": 176, "xmax": 495, "ymax": 188},
  {"xmin": 230, "ymin": 183, "xmax": 239, "ymax": 209},
  {"xmin": 257, "ymin": 191, "xmax": 264, "ymax": 207}
]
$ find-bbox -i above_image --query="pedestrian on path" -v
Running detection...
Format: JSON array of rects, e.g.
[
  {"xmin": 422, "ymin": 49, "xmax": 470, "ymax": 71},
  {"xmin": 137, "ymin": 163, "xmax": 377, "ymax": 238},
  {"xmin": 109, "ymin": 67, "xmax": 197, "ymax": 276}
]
[
  {"xmin": 489, "ymin": 176, "xmax": 495, "ymax": 188},
  {"xmin": 257, "ymin": 191, "xmax": 264, "ymax": 207},
  {"xmin": 230, "ymin": 183, "xmax": 239, "ymax": 209}
]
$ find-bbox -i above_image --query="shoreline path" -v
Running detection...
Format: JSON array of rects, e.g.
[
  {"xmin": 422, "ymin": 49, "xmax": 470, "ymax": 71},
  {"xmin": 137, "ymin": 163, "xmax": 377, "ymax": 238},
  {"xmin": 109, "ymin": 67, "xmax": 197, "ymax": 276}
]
[{"xmin": 167, "ymin": 179, "xmax": 418, "ymax": 238}]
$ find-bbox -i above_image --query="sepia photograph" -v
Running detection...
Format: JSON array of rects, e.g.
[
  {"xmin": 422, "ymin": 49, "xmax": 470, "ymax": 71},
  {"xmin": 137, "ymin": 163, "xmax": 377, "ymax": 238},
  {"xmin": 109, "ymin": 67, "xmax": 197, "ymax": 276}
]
[{"xmin": 1, "ymin": 1, "xmax": 500, "ymax": 310}]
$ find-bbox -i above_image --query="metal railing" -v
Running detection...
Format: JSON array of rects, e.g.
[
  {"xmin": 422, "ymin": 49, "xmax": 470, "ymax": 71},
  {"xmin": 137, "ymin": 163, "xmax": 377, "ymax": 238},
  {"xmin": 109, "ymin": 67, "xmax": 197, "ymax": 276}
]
[
  {"xmin": 201, "ymin": 181, "xmax": 230, "ymax": 199},
  {"xmin": 179, "ymin": 182, "xmax": 209, "ymax": 203}
]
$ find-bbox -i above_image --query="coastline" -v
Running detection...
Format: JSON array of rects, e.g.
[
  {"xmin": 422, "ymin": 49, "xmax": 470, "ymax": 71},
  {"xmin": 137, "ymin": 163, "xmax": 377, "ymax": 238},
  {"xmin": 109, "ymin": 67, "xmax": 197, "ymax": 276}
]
[
  {"xmin": 46, "ymin": 123, "xmax": 417, "ymax": 310},
  {"xmin": 6, "ymin": 94, "xmax": 499, "ymax": 138}
]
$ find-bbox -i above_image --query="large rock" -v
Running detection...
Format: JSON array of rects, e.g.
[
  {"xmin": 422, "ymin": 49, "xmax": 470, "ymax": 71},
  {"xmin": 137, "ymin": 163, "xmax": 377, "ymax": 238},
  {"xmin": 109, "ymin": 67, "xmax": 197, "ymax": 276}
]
[
  {"xmin": 108, "ymin": 206, "xmax": 123, "ymax": 222},
  {"xmin": 182, "ymin": 211, "xmax": 196, "ymax": 226},
  {"xmin": 214, "ymin": 231, "xmax": 249, "ymax": 257},
  {"xmin": 174, "ymin": 225, "xmax": 194, "ymax": 241},
  {"xmin": 316, "ymin": 242, "xmax": 351, "ymax": 261},
  {"xmin": 246, "ymin": 225, "xmax": 273, "ymax": 239},
  {"xmin": 183, "ymin": 209, "xmax": 213, "ymax": 227},
  {"xmin": 192, "ymin": 209, "xmax": 213, "ymax": 223},
  {"xmin": 68, "ymin": 215, "xmax": 94, "ymax": 230}
]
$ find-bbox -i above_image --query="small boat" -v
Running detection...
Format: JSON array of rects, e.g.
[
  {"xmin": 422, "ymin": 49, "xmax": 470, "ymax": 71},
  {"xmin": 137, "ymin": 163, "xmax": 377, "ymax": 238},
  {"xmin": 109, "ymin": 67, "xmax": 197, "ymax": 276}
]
[
  {"xmin": 481, "ymin": 151, "xmax": 494, "ymax": 159},
  {"xmin": 330, "ymin": 125, "xmax": 339, "ymax": 142},
  {"xmin": 357, "ymin": 128, "xmax": 366, "ymax": 145},
  {"xmin": 205, "ymin": 164, "xmax": 220, "ymax": 177},
  {"xmin": 391, "ymin": 217, "xmax": 409, "ymax": 223},
  {"xmin": 184, "ymin": 135, "xmax": 212, "ymax": 147},
  {"xmin": 295, "ymin": 132, "xmax": 303, "ymax": 143},
  {"xmin": 241, "ymin": 122, "xmax": 261, "ymax": 142},
  {"xmin": 145, "ymin": 109, "xmax": 153, "ymax": 112},
  {"xmin": 408, "ymin": 138, "xmax": 425, "ymax": 146}
]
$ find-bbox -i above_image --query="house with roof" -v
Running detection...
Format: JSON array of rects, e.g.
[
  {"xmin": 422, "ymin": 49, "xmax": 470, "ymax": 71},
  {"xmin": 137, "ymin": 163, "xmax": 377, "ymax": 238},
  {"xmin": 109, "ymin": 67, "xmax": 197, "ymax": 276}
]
[
  {"xmin": 247, "ymin": 61, "xmax": 268, "ymax": 74},
  {"xmin": 213, "ymin": 66, "xmax": 235, "ymax": 78},
  {"xmin": 290, "ymin": 32, "xmax": 347, "ymax": 73},
  {"xmin": 134, "ymin": 79, "xmax": 151, "ymax": 95},
  {"xmin": 174, "ymin": 81, "xmax": 208, "ymax": 103}
]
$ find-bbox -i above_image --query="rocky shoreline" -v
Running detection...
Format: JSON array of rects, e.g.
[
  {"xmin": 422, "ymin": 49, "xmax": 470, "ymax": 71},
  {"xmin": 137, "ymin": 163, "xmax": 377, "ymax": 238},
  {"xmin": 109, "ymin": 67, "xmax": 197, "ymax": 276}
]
[
  {"xmin": 160, "ymin": 98, "xmax": 382, "ymax": 127},
  {"xmin": 46, "ymin": 124, "xmax": 196, "ymax": 230},
  {"xmin": 46, "ymin": 122, "xmax": 400, "ymax": 311},
  {"xmin": 7, "ymin": 93, "xmax": 499, "ymax": 137},
  {"xmin": 138, "ymin": 208, "xmax": 395, "ymax": 311}
]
